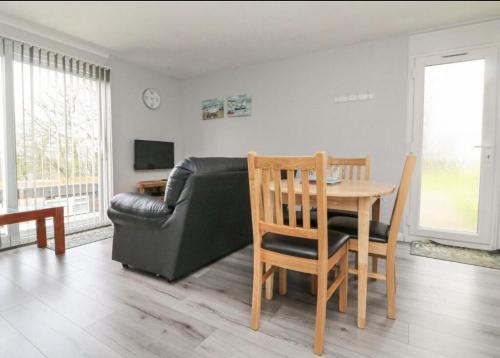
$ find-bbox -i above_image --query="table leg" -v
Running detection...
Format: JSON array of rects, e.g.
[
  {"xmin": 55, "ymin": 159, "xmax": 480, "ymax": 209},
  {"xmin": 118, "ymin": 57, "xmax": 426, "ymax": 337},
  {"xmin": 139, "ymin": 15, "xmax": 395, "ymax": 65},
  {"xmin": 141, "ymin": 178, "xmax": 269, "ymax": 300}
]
[
  {"xmin": 310, "ymin": 274, "xmax": 317, "ymax": 295},
  {"xmin": 279, "ymin": 268, "xmax": 287, "ymax": 295},
  {"xmin": 357, "ymin": 196, "xmax": 371, "ymax": 329},
  {"xmin": 53, "ymin": 207, "xmax": 65, "ymax": 255},
  {"xmin": 36, "ymin": 218, "xmax": 47, "ymax": 248},
  {"xmin": 371, "ymin": 198, "xmax": 381, "ymax": 275}
]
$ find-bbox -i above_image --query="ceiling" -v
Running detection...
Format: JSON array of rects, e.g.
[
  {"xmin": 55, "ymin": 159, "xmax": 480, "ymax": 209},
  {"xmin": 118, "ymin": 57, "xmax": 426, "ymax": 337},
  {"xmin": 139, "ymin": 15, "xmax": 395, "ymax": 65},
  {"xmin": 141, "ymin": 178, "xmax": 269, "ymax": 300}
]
[{"xmin": 0, "ymin": 1, "xmax": 499, "ymax": 79}]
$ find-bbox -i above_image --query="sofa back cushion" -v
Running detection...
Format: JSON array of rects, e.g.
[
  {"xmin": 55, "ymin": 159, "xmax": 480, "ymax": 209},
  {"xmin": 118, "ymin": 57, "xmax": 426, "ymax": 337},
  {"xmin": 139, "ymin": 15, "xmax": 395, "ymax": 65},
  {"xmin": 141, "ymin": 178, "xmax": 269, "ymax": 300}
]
[{"xmin": 164, "ymin": 157, "xmax": 247, "ymax": 208}]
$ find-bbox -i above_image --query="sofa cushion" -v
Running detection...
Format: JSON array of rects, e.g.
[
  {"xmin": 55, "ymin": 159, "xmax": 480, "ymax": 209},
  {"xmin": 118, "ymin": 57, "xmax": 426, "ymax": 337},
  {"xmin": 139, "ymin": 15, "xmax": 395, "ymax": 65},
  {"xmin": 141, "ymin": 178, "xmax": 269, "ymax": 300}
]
[
  {"xmin": 164, "ymin": 162, "xmax": 192, "ymax": 207},
  {"xmin": 111, "ymin": 192, "xmax": 171, "ymax": 217},
  {"xmin": 165, "ymin": 157, "xmax": 247, "ymax": 208}
]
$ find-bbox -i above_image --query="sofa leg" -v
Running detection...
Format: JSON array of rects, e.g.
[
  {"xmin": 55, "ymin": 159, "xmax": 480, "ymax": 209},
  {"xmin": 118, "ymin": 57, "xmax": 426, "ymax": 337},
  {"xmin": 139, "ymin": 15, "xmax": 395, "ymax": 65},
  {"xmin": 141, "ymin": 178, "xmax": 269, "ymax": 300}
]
[{"xmin": 122, "ymin": 263, "xmax": 129, "ymax": 269}]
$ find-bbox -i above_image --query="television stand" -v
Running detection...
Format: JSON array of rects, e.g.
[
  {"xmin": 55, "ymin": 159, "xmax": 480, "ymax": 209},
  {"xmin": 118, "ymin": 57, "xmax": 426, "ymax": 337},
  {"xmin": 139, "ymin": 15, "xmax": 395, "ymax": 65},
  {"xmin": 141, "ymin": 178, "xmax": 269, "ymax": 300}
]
[{"xmin": 137, "ymin": 180, "xmax": 167, "ymax": 195}]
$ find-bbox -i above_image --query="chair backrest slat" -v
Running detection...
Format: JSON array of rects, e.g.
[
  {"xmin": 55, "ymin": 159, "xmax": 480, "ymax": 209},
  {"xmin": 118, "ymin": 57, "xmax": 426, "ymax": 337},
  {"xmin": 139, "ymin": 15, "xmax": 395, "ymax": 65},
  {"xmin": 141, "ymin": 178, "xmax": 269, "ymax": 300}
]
[
  {"xmin": 272, "ymin": 169, "xmax": 284, "ymax": 225},
  {"xmin": 328, "ymin": 156, "xmax": 371, "ymax": 181},
  {"xmin": 301, "ymin": 169, "xmax": 311, "ymax": 229},
  {"xmin": 286, "ymin": 170, "xmax": 297, "ymax": 227},
  {"xmin": 388, "ymin": 154, "xmax": 417, "ymax": 248},
  {"xmin": 261, "ymin": 168, "xmax": 273, "ymax": 223}
]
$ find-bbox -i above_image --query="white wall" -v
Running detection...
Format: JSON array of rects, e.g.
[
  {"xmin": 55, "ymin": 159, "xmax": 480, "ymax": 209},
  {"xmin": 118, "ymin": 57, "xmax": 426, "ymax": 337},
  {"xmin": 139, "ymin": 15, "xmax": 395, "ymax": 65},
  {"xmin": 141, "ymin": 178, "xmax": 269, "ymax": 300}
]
[
  {"xmin": 181, "ymin": 35, "xmax": 409, "ymax": 223},
  {"xmin": 110, "ymin": 58, "xmax": 183, "ymax": 194}
]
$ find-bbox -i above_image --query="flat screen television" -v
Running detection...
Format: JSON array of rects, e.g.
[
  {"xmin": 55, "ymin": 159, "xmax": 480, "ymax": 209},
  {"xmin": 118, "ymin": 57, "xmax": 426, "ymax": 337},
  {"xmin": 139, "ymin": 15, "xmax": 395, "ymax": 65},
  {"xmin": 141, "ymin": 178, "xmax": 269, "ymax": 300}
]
[{"xmin": 134, "ymin": 140, "xmax": 174, "ymax": 170}]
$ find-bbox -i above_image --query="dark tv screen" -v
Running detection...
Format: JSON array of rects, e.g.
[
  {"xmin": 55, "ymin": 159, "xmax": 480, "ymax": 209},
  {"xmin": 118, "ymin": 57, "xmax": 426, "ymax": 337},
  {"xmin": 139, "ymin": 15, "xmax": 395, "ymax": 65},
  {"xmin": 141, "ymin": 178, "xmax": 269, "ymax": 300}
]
[{"xmin": 134, "ymin": 140, "xmax": 174, "ymax": 170}]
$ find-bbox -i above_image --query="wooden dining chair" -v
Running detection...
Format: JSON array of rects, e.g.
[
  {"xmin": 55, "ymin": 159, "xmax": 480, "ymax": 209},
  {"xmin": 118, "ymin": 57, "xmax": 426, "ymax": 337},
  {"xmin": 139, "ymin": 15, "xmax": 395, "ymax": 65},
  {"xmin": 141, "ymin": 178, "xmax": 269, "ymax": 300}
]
[
  {"xmin": 328, "ymin": 156, "xmax": 371, "ymax": 181},
  {"xmin": 325, "ymin": 156, "xmax": 372, "ymax": 283},
  {"xmin": 298, "ymin": 156, "xmax": 370, "ymax": 294},
  {"xmin": 328, "ymin": 154, "xmax": 416, "ymax": 319},
  {"xmin": 284, "ymin": 156, "xmax": 371, "ymax": 228},
  {"xmin": 327, "ymin": 156, "xmax": 371, "ymax": 217},
  {"xmin": 248, "ymin": 151, "xmax": 350, "ymax": 355}
]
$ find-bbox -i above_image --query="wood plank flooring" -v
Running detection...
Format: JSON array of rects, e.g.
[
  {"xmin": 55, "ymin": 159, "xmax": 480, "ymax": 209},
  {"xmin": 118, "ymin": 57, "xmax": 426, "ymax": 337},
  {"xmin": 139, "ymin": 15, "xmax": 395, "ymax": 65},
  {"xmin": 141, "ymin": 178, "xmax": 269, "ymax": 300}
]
[{"xmin": 1, "ymin": 239, "xmax": 500, "ymax": 357}]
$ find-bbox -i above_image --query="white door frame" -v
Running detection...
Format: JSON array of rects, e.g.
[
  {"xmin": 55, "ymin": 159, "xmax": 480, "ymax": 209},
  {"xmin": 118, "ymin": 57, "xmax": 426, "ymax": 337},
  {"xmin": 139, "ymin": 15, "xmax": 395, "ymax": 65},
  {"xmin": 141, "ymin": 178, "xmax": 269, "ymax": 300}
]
[{"xmin": 407, "ymin": 46, "xmax": 499, "ymax": 250}]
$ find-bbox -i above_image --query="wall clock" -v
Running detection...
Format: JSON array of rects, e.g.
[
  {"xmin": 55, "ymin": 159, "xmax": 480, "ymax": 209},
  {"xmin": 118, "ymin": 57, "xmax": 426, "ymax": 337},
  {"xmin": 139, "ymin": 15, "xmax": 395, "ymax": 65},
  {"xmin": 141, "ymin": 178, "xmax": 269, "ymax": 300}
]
[{"xmin": 143, "ymin": 88, "xmax": 161, "ymax": 110}]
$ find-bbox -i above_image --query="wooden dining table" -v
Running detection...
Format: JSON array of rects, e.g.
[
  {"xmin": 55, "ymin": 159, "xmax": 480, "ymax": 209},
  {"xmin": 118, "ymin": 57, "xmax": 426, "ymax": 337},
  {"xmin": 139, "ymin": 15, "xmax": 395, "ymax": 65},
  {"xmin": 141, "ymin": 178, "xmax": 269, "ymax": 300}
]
[{"xmin": 272, "ymin": 179, "xmax": 395, "ymax": 328}]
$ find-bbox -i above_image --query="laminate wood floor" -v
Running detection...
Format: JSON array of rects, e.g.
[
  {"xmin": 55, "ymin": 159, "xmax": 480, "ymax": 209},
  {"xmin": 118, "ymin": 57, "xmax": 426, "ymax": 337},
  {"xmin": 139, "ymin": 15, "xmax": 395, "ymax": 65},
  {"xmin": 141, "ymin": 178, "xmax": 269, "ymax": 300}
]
[{"xmin": 1, "ymin": 239, "xmax": 499, "ymax": 358}]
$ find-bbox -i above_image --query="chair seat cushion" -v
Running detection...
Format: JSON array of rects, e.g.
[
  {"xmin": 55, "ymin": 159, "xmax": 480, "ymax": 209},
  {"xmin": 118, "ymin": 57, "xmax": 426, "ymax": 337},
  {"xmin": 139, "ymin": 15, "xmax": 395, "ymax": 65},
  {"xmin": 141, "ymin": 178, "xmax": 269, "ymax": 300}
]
[
  {"xmin": 328, "ymin": 208, "xmax": 358, "ymax": 219},
  {"xmin": 283, "ymin": 208, "xmax": 357, "ymax": 228},
  {"xmin": 328, "ymin": 216, "xmax": 389, "ymax": 243},
  {"xmin": 262, "ymin": 230, "xmax": 349, "ymax": 259}
]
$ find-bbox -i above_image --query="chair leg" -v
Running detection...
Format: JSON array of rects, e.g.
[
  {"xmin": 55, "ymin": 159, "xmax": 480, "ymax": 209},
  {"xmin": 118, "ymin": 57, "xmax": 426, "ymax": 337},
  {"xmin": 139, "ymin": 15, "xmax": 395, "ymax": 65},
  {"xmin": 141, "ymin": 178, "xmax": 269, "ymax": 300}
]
[
  {"xmin": 372, "ymin": 256, "xmax": 378, "ymax": 274},
  {"xmin": 279, "ymin": 268, "xmax": 287, "ymax": 295},
  {"xmin": 251, "ymin": 261, "xmax": 263, "ymax": 330},
  {"xmin": 265, "ymin": 263, "xmax": 274, "ymax": 300},
  {"xmin": 339, "ymin": 251, "xmax": 348, "ymax": 313},
  {"xmin": 386, "ymin": 256, "xmax": 396, "ymax": 320},
  {"xmin": 311, "ymin": 274, "xmax": 318, "ymax": 295},
  {"xmin": 329, "ymin": 267, "xmax": 337, "ymax": 283},
  {"xmin": 370, "ymin": 255, "xmax": 379, "ymax": 281},
  {"xmin": 313, "ymin": 270, "xmax": 328, "ymax": 355}
]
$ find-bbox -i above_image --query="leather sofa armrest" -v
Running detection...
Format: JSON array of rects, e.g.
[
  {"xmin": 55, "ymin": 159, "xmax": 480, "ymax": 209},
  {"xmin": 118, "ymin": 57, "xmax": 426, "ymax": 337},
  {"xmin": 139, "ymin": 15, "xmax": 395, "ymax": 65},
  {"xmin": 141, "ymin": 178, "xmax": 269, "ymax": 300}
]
[{"xmin": 110, "ymin": 193, "xmax": 171, "ymax": 218}]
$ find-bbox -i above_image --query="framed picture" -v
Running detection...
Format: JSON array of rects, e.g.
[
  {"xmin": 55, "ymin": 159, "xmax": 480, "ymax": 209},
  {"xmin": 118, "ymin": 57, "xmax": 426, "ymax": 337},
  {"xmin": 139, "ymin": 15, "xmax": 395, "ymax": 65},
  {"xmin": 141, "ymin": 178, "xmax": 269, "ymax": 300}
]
[
  {"xmin": 227, "ymin": 95, "xmax": 252, "ymax": 117},
  {"xmin": 202, "ymin": 98, "xmax": 224, "ymax": 120}
]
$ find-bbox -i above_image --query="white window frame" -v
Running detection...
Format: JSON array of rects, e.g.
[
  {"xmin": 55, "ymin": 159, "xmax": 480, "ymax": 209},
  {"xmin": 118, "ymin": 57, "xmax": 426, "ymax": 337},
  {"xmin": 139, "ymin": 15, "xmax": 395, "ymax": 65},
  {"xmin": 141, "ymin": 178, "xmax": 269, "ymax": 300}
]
[{"xmin": 0, "ymin": 38, "xmax": 114, "ymax": 247}]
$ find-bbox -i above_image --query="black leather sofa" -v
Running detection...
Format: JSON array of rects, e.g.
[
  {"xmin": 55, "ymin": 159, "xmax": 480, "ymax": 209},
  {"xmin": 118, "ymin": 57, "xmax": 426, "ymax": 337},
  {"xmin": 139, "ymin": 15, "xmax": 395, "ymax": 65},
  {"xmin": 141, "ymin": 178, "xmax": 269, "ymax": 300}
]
[{"xmin": 107, "ymin": 157, "xmax": 252, "ymax": 281}]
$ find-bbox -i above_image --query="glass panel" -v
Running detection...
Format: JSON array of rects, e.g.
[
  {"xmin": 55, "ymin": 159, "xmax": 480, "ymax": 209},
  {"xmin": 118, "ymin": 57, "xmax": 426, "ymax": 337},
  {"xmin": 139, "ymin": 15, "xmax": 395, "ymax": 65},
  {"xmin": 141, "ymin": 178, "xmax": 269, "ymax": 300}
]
[
  {"xmin": 419, "ymin": 59, "xmax": 485, "ymax": 233},
  {"xmin": 12, "ymin": 57, "xmax": 103, "ymax": 245}
]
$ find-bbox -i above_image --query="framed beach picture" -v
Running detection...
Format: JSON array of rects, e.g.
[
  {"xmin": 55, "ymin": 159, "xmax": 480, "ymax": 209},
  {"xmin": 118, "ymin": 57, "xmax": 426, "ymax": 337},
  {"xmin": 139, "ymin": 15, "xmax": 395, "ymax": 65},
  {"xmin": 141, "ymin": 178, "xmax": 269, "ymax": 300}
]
[
  {"xmin": 227, "ymin": 95, "xmax": 252, "ymax": 117},
  {"xmin": 202, "ymin": 98, "xmax": 224, "ymax": 120}
]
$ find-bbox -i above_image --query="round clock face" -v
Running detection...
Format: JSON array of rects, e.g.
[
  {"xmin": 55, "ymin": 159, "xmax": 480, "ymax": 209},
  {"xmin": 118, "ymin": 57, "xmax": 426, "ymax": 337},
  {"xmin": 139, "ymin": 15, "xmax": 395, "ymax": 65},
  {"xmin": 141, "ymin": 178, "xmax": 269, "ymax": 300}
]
[{"xmin": 143, "ymin": 88, "xmax": 161, "ymax": 109}]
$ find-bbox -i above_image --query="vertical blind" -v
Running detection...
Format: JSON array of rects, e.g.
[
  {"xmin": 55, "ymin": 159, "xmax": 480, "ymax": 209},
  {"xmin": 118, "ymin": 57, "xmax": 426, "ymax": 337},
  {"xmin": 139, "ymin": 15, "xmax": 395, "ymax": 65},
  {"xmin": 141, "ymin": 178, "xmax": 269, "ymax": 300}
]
[{"xmin": 0, "ymin": 37, "xmax": 113, "ymax": 247}]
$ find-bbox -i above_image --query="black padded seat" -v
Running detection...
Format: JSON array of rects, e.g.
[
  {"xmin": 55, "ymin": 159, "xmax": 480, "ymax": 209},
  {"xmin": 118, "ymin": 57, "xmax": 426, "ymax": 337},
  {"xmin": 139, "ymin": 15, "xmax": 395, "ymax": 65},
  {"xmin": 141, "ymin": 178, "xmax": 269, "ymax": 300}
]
[
  {"xmin": 328, "ymin": 216, "xmax": 390, "ymax": 243},
  {"xmin": 283, "ymin": 209, "xmax": 318, "ymax": 227},
  {"xmin": 261, "ymin": 230, "xmax": 349, "ymax": 260},
  {"xmin": 327, "ymin": 209, "xmax": 358, "ymax": 219},
  {"xmin": 283, "ymin": 208, "xmax": 357, "ymax": 228}
]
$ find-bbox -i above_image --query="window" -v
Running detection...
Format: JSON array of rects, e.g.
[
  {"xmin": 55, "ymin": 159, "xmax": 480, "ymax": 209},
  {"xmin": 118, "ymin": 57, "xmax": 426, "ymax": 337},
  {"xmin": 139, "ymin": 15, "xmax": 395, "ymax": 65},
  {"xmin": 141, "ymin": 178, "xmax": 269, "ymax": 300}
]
[{"xmin": 0, "ymin": 38, "xmax": 113, "ymax": 249}]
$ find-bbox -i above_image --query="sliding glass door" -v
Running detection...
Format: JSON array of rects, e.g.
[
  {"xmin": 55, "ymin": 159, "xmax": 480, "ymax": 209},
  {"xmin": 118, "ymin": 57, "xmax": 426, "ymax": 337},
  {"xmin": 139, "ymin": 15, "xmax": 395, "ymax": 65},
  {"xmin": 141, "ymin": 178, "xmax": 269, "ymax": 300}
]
[
  {"xmin": 0, "ymin": 38, "xmax": 113, "ymax": 249},
  {"xmin": 410, "ymin": 47, "xmax": 497, "ymax": 247}
]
